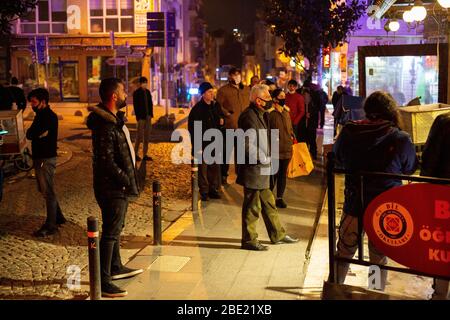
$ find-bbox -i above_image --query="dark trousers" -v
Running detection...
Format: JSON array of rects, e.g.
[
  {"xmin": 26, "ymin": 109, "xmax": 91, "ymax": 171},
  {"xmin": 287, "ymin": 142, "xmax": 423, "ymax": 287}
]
[
  {"xmin": 221, "ymin": 131, "xmax": 237, "ymax": 178},
  {"xmin": 306, "ymin": 126, "xmax": 318, "ymax": 158},
  {"xmin": 199, "ymin": 162, "xmax": 220, "ymax": 194},
  {"xmin": 319, "ymin": 107, "xmax": 326, "ymax": 128},
  {"xmin": 270, "ymin": 158, "xmax": 290, "ymax": 199},
  {"xmin": 297, "ymin": 118, "xmax": 308, "ymax": 143},
  {"xmin": 34, "ymin": 158, "xmax": 64, "ymax": 229},
  {"xmin": 96, "ymin": 195, "xmax": 128, "ymax": 282},
  {"xmin": 241, "ymin": 188, "xmax": 286, "ymax": 245}
]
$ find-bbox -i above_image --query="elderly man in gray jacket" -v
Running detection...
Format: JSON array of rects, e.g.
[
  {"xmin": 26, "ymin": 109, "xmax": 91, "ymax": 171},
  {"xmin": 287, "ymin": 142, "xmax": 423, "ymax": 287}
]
[{"xmin": 236, "ymin": 84, "xmax": 298, "ymax": 251}]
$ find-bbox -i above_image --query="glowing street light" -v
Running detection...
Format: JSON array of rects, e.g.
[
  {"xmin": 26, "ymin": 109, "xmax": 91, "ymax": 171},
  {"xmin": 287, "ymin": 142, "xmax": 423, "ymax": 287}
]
[
  {"xmin": 403, "ymin": 10, "xmax": 414, "ymax": 23},
  {"xmin": 437, "ymin": 0, "xmax": 450, "ymax": 9},
  {"xmin": 411, "ymin": 0, "xmax": 427, "ymax": 22},
  {"xmin": 388, "ymin": 19, "xmax": 400, "ymax": 32}
]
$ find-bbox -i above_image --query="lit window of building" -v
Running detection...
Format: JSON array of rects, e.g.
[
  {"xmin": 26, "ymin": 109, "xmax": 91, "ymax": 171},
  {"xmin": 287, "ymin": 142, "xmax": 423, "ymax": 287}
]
[
  {"xmin": 89, "ymin": 0, "xmax": 134, "ymax": 33},
  {"xmin": 20, "ymin": 0, "xmax": 68, "ymax": 34}
]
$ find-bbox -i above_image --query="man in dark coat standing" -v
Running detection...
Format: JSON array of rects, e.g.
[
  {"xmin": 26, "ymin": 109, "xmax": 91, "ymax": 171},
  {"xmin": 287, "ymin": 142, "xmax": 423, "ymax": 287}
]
[
  {"xmin": 86, "ymin": 78, "xmax": 142, "ymax": 298},
  {"xmin": 237, "ymin": 84, "xmax": 298, "ymax": 251},
  {"xmin": 9, "ymin": 77, "xmax": 27, "ymax": 111},
  {"xmin": 133, "ymin": 76, "xmax": 154, "ymax": 161},
  {"xmin": 421, "ymin": 112, "xmax": 450, "ymax": 300},
  {"xmin": 188, "ymin": 82, "xmax": 224, "ymax": 201},
  {"xmin": 26, "ymin": 88, "xmax": 66, "ymax": 237}
]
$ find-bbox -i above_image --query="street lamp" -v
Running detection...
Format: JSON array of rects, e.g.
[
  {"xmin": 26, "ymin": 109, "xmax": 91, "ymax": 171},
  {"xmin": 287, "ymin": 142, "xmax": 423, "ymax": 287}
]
[
  {"xmin": 437, "ymin": 0, "xmax": 450, "ymax": 9},
  {"xmin": 388, "ymin": 19, "xmax": 400, "ymax": 32},
  {"xmin": 402, "ymin": 10, "xmax": 414, "ymax": 23},
  {"xmin": 411, "ymin": 0, "xmax": 427, "ymax": 21}
]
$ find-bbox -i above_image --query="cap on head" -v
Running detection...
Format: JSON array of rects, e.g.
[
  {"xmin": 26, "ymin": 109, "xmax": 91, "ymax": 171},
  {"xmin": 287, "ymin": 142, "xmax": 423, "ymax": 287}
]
[{"xmin": 199, "ymin": 82, "xmax": 214, "ymax": 95}]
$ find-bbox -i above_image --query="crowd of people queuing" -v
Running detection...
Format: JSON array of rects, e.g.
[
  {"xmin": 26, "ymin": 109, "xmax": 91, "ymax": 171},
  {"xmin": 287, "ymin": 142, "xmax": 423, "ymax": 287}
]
[{"xmin": 1, "ymin": 63, "xmax": 448, "ymax": 299}]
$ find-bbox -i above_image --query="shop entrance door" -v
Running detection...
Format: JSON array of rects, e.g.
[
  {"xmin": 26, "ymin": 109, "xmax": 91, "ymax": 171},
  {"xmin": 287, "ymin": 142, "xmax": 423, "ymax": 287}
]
[{"xmin": 59, "ymin": 61, "xmax": 80, "ymax": 101}]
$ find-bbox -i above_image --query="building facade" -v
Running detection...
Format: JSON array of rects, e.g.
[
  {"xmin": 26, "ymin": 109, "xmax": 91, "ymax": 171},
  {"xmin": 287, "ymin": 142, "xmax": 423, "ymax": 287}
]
[{"xmin": 8, "ymin": 0, "xmax": 204, "ymax": 104}]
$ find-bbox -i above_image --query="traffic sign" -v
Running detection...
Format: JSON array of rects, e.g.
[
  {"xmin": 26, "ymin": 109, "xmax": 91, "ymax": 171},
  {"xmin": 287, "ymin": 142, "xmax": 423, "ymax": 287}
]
[
  {"xmin": 129, "ymin": 51, "xmax": 145, "ymax": 59},
  {"xmin": 147, "ymin": 20, "xmax": 165, "ymax": 31},
  {"xmin": 35, "ymin": 37, "xmax": 47, "ymax": 64},
  {"xmin": 116, "ymin": 45, "xmax": 132, "ymax": 57},
  {"xmin": 106, "ymin": 57, "xmax": 127, "ymax": 66}
]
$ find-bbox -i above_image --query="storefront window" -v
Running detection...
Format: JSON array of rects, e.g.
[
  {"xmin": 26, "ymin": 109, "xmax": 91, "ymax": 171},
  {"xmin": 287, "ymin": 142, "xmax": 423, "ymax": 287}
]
[{"xmin": 365, "ymin": 55, "xmax": 438, "ymax": 106}]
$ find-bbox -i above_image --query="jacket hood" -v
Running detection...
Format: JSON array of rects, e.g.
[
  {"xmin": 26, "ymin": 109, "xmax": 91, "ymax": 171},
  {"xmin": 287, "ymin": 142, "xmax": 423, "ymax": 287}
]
[
  {"xmin": 341, "ymin": 119, "xmax": 399, "ymax": 150},
  {"xmin": 86, "ymin": 104, "xmax": 119, "ymax": 130}
]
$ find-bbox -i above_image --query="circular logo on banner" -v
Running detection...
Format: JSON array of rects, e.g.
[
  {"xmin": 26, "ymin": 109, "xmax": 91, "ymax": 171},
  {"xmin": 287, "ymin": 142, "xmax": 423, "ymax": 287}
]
[{"xmin": 372, "ymin": 202, "xmax": 414, "ymax": 247}]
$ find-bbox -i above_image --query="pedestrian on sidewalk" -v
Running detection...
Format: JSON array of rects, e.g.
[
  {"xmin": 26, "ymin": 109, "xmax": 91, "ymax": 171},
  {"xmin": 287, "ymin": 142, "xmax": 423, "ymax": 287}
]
[
  {"xmin": 421, "ymin": 112, "xmax": 450, "ymax": 300},
  {"xmin": 9, "ymin": 77, "xmax": 27, "ymax": 112},
  {"xmin": 86, "ymin": 78, "xmax": 143, "ymax": 298},
  {"xmin": 332, "ymin": 91, "xmax": 418, "ymax": 290},
  {"xmin": 216, "ymin": 67, "xmax": 250, "ymax": 186},
  {"xmin": 286, "ymin": 80, "xmax": 305, "ymax": 141},
  {"xmin": 188, "ymin": 82, "xmax": 224, "ymax": 201},
  {"xmin": 268, "ymin": 88, "xmax": 295, "ymax": 209},
  {"xmin": 237, "ymin": 84, "xmax": 299, "ymax": 251},
  {"xmin": 26, "ymin": 88, "xmax": 66, "ymax": 237},
  {"xmin": 133, "ymin": 76, "xmax": 154, "ymax": 162}
]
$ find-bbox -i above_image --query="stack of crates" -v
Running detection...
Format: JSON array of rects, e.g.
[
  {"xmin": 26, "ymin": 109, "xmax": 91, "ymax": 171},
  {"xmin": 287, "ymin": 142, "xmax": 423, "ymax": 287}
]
[{"xmin": 398, "ymin": 103, "xmax": 450, "ymax": 162}]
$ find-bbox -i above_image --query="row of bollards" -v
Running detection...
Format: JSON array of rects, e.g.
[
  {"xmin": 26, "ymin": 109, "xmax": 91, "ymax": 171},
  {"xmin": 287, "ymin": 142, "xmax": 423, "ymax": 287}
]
[{"xmin": 87, "ymin": 179, "xmax": 164, "ymax": 300}]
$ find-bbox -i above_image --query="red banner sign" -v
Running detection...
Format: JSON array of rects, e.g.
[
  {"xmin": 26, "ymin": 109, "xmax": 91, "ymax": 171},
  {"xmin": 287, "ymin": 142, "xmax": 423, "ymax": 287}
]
[{"xmin": 364, "ymin": 183, "xmax": 450, "ymax": 278}]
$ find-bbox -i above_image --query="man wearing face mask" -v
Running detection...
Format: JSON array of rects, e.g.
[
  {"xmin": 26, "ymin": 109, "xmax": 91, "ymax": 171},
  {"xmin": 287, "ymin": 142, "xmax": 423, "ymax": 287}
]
[
  {"xmin": 237, "ymin": 84, "xmax": 299, "ymax": 251},
  {"xmin": 216, "ymin": 67, "xmax": 250, "ymax": 185},
  {"xmin": 86, "ymin": 78, "xmax": 142, "ymax": 298},
  {"xmin": 26, "ymin": 88, "xmax": 66, "ymax": 237}
]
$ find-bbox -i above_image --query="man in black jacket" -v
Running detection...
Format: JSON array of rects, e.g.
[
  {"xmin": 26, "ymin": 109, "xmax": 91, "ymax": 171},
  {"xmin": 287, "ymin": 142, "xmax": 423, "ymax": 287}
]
[
  {"xmin": 133, "ymin": 76, "xmax": 153, "ymax": 161},
  {"xmin": 26, "ymin": 88, "xmax": 66, "ymax": 237},
  {"xmin": 237, "ymin": 84, "xmax": 298, "ymax": 251},
  {"xmin": 188, "ymin": 82, "xmax": 224, "ymax": 201},
  {"xmin": 421, "ymin": 112, "xmax": 450, "ymax": 300},
  {"xmin": 86, "ymin": 78, "xmax": 142, "ymax": 298}
]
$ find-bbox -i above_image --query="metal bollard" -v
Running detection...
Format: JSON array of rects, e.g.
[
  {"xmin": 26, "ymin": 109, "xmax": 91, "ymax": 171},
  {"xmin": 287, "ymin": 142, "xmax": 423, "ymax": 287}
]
[
  {"xmin": 191, "ymin": 159, "xmax": 199, "ymax": 212},
  {"xmin": 87, "ymin": 216, "xmax": 101, "ymax": 300},
  {"xmin": 153, "ymin": 180, "xmax": 162, "ymax": 245}
]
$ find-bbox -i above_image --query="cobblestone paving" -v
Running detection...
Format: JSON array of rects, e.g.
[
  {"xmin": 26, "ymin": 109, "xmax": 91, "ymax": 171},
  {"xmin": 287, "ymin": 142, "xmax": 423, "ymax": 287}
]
[{"xmin": 0, "ymin": 130, "xmax": 190, "ymax": 299}]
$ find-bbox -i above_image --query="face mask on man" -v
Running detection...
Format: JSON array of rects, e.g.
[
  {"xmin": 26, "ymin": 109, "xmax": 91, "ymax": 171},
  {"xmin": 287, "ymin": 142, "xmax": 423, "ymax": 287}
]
[
  {"xmin": 116, "ymin": 98, "xmax": 127, "ymax": 110},
  {"xmin": 32, "ymin": 101, "xmax": 43, "ymax": 113},
  {"xmin": 259, "ymin": 98, "xmax": 273, "ymax": 111}
]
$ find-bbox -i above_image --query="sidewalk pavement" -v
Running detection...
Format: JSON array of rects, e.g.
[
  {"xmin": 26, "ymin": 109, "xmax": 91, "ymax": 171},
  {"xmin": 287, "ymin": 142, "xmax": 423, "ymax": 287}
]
[{"xmin": 105, "ymin": 164, "xmax": 326, "ymax": 300}]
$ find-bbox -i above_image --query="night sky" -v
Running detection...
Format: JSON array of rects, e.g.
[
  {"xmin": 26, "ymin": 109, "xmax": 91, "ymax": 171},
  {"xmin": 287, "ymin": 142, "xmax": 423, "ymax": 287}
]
[{"xmin": 201, "ymin": 0, "xmax": 259, "ymax": 34}]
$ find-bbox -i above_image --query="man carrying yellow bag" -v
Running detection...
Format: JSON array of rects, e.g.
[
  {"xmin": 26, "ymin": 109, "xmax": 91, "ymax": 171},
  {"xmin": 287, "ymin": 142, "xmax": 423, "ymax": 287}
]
[{"xmin": 287, "ymin": 142, "xmax": 314, "ymax": 178}]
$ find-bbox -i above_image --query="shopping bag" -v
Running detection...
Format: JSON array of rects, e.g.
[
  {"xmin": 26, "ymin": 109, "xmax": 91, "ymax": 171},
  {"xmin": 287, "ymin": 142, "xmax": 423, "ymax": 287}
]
[{"xmin": 287, "ymin": 142, "xmax": 314, "ymax": 178}]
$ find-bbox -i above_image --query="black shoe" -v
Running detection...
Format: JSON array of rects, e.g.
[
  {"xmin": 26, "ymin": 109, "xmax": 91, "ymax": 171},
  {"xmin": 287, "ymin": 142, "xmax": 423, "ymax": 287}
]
[
  {"xmin": 200, "ymin": 193, "xmax": 209, "ymax": 201},
  {"xmin": 56, "ymin": 216, "xmax": 67, "ymax": 225},
  {"xmin": 241, "ymin": 242, "xmax": 269, "ymax": 251},
  {"xmin": 33, "ymin": 225, "xmax": 58, "ymax": 237},
  {"xmin": 101, "ymin": 282, "xmax": 128, "ymax": 298},
  {"xmin": 276, "ymin": 198, "xmax": 287, "ymax": 208},
  {"xmin": 273, "ymin": 235, "xmax": 299, "ymax": 245},
  {"xmin": 208, "ymin": 190, "xmax": 222, "ymax": 199},
  {"xmin": 111, "ymin": 266, "xmax": 144, "ymax": 280},
  {"xmin": 143, "ymin": 155, "xmax": 153, "ymax": 161}
]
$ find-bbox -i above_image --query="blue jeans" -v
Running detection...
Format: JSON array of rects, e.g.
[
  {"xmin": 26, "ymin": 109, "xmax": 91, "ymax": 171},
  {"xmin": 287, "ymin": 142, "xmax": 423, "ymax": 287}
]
[{"xmin": 34, "ymin": 158, "xmax": 64, "ymax": 229}]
